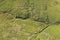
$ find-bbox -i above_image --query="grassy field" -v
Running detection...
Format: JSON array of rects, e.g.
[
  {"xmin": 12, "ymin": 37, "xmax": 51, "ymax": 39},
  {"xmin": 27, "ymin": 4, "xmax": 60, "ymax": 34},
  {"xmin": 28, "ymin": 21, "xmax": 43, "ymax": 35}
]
[
  {"xmin": 0, "ymin": 14, "xmax": 60, "ymax": 40},
  {"xmin": 0, "ymin": 0, "xmax": 60, "ymax": 40}
]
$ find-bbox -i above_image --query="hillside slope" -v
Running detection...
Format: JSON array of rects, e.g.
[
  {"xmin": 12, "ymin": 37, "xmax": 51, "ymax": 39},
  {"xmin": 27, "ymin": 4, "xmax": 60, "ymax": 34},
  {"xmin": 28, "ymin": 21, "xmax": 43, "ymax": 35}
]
[{"xmin": 0, "ymin": 0, "xmax": 60, "ymax": 40}]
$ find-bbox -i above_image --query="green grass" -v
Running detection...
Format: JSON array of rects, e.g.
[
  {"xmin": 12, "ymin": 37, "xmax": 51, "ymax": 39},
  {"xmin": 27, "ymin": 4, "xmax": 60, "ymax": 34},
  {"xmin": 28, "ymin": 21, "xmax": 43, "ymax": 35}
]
[
  {"xmin": 0, "ymin": 0, "xmax": 60, "ymax": 40},
  {"xmin": 0, "ymin": 13, "xmax": 45, "ymax": 40},
  {"xmin": 0, "ymin": 14, "xmax": 60, "ymax": 40},
  {"xmin": 36, "ymin": 25, "xmax": 60, "ymax": 40}
]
